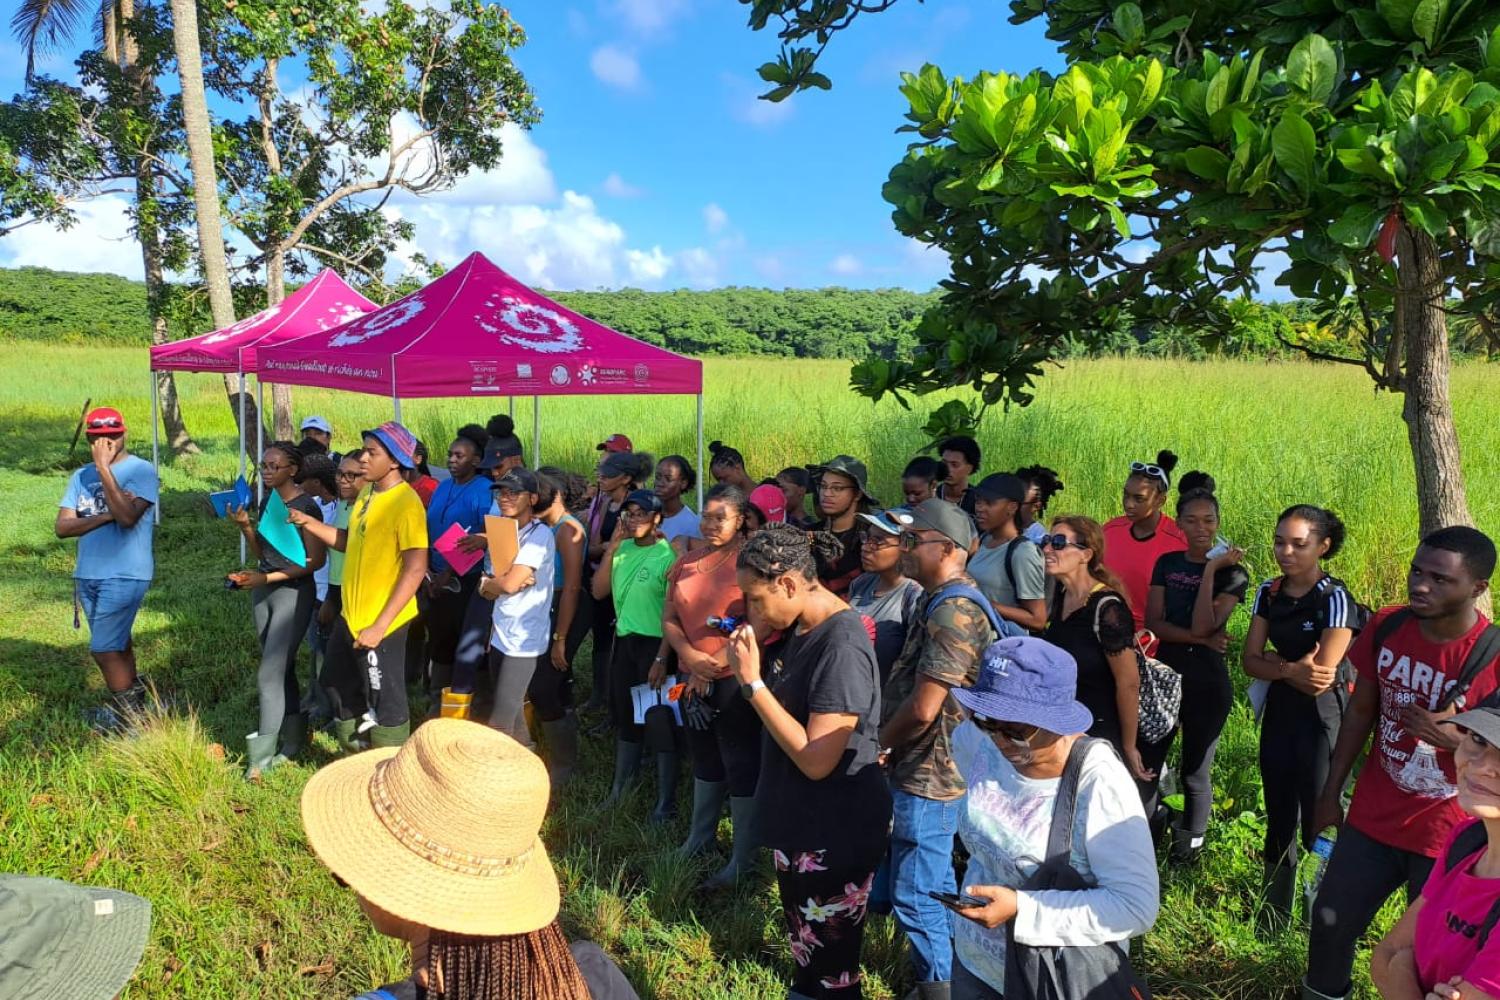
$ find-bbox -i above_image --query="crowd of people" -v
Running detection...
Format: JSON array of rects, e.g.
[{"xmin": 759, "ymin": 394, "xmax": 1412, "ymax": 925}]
[{"xmin": 41, "ymin": 406, "xmax": 1500, "ymax": 1000}]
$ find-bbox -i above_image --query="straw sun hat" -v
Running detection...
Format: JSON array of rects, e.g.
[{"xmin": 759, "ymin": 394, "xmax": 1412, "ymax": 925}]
[{"xmin": 301, "ymin": 719, "xmax": 559, "ymax": 936}]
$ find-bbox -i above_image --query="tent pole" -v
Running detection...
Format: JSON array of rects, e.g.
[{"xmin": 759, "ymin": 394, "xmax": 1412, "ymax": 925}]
[
  {"xmin": 256, "ymin": 378, "xmax": 265, "ymax": 506},
  {"xmin": 532, "ymin": 396, "xmax": 541, "ymax": 466},
  {"xmin": 509, "ymin": 396, "xmax": 515, "ymax": 419},
  {"xmin": 238, "ymin": 373, "xmax": 247, "ymax": 563},
  {"xmin": 696, "ymin": 392, "xmax": 704, "ymax": 510},
  {"xmin": 150, "ymin": 369, "xmax": 161, "ymax": 525},
  {"xmin": 394, "ymin": 396, "xmax": 402, "ymax": 423}
]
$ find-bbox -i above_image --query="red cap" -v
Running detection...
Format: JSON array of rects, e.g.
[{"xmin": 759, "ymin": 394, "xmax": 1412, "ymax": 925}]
[
  {"xmin": 84, "ymin": 407, "xmax": 127, "ymax": 436},
  {"xmin": 749, "ymin": 484, "xmax": 788, "ymax": 524},
  {"xmin": 595, "ymin": 434, "xmax": 633, "ymax": 453}
]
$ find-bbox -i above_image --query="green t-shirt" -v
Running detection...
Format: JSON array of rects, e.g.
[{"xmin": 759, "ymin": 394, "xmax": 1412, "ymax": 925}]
[
  {"xmin": 610, "ymin": 539, "xmax": 675, "ymax": 638},
  {"xmin": 328, "ymin": 500, "xmax": 352, "ymax": 587}
]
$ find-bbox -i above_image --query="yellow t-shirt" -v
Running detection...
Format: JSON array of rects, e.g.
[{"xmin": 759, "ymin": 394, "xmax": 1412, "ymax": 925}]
[{"xmin": 341, "ymin": 483, "xmax": 428, "ymax": 635}]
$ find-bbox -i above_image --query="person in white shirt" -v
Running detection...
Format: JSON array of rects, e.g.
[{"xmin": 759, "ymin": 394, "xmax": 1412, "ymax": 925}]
[
  {"xmin": 948, "ymin": 636, "xmax": 1159, "ymax": 999},
  {"xmin": 654, "ymin": 455, "xmax": 702, "ymax": 544},
  {"xmin": 484, "ymin": 468, "xmax": 555, "ymax": 746}
]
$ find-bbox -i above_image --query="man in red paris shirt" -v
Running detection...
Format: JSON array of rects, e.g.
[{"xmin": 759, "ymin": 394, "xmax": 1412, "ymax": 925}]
[{"xmin": 1303, "ymin": 526, "xmax": 1500, "ymax": 1000}]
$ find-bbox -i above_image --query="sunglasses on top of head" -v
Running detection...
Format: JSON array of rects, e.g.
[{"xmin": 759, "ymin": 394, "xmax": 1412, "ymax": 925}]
[
  {"xmin": 1129, "ymin": 461, "xmax": 1168, "ymax": 483},
  {"xmin": 1043, "ymin": 534, "xmax": 1089, "ymax": 552},
  {"xmin": 88, "ymin": 416, "xmax": 124, "ymax": 430}
]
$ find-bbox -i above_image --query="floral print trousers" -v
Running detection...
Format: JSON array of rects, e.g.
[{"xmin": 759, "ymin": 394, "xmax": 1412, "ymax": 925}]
[{"xmin": 773, "ymin": 846, "xmax": 880, "ymax": 999}]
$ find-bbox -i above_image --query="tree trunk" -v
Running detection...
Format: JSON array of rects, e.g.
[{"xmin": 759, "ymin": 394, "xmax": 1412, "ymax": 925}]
[
  {"xmin": 136, "ymin": 164, "xmax": 198, "ymax": 455},
  {"xmin": 265, "ymin": 249, "xmax": 295, "ymax": 439},
  {"xmin": 1396, "ymin": 227, "xmax": 1473, "ymax": 537},
  {"xmin": 168, "ymin": 0, "xmax": 245, "ymax": 442}
]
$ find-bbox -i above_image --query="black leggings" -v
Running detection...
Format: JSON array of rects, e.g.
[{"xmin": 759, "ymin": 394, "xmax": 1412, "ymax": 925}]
[
  {"xmin": 1158, "ymin": 646, "xmax": 1235, "ymax": 836},
  {"xmin": 528, "ymin": 590, "xmax": 592, "ymax": 722},
  {"xmin": 684, "ymin": 680, "xmax": 763, "ymax": 797},
  {"xmin": 321, "ymin": 618, "xmax": 412, "ymax": 726},
  {"xmin": 609, "ymin": 632, "xmax": 662, "ymax": 744},
  {"xmin": 589, "ymin": 589, "xmax": 616, "ymax": 705},
  {"xmin": 1090, "ymin": 716, "xmax": 1172, "ymax": 813},
  {"xmin": 425, "ymin": 572, "xmax": 480, "ymax": 667},
  {"xmin": 1260, "ymin": 687, "xmax": 1340, "ymax": 865}
]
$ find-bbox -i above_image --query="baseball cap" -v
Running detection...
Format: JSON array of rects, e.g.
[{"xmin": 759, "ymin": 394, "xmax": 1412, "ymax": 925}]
[
  {"xmin": 0, "ymin": 874, "xmax": 152, "ymax": 1000},
  {"xmin": 972, "ymin": 473, "xmax": 1026, "ymax": 503},
  {"xmin": 361, "ymin": 421, "xmax": 419, "ymax": 470},
  {"xmin": 300, "ymin": 415, "xmax": 332, "ymax": 435},
  {"xmin": 493, "ymin": 468, "xmax": 539, "ymax": 494},
  {"xmin": 1445, "ymin": 702, "xmax": 1500, "ymax": 747},
  {"xmin": 809, "ymin": 455, "xmax": 877, "ymax": 503},
  {"xmin": 478, "ymin": 439, "xmax": 524, "ymax": 470},
  {"xmin": 858, "ymin": 508, "xmax": 908, "ymax": 536},
  {"xmin": 623, "ymin": 489, "xmax": 662, "ymax": 514},
  {"xmin": 83, "ymin": 407, "xmax": 127, "ymax": 436},
  {"xmin": 748, "ymin": 484, "xmax": 788, "ymax": 524},
  {"xmin": 596, "ymin": 434, "xmax": 633, "ymax": 453},
  {"xmin": 892, "ymin": 498, "xmax": 977, "ymax": 550},
  {"xmin": 952, "ymin": 636, "xmax": 1093, "ymax": 735}
]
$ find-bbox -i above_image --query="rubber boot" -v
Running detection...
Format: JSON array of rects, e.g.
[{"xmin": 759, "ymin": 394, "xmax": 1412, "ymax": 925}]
[
  {"xmin": 603, "ymin": 740, "xmax": 643, "ymax": 806},
  {"xmin": 701, "ymin": 795, "xmax": 760, "ymax": 891},
  {"xmin": 679, "ymin": 779, "xmax": 728, "ymax": 857},
  {"xmin": 541, "ymin": 714, "xmax": 579, "ymax": 790},
  {"xmin": 427, "ymin": 663, "xmax": 453, "ymax": 719},
  {"xmin": 275, "ymin": 713, "xmax": 308, "ymax": 762},
  {"xmin": 1168, "ymin": 821, "xmax": 1204, "ymax": 866},
  {"xmin": 1300, "ymin": 979, "xmax": 1346, "ymax": 1000},
  {"xmin": 369, "ymin": 722, "xmax": 411, "ymax": 749},
  {"xmin": 1259, "ymin": 861, "xmax": 1296, "ymax": 934},
  {"xmin": 438, "ymin": 687, "xmax": 473, "ymax": 720},
  {"xmin": 650, "ymin": 750, "xmax": 680, "ymax": 823},
  {"xmin": 915, "ymin": 982, "xmax": 952, "ymax": 1000},
  {"xmin": 243, "ymin": 731, "xmax": 280, "ymax": 779},
  {"xmin": 331, "ymin": 716, "xmax": 362, "ymax": 754}
]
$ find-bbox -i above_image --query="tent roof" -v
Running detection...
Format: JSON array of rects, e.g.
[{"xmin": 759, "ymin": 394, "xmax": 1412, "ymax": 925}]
[
  {"xmin": 257, "ymin": 252, "xmax": 702, "ymax": 398},
  {"xmin": 148, "ymin": 269, "xmax": 377, "ymax": 374}
]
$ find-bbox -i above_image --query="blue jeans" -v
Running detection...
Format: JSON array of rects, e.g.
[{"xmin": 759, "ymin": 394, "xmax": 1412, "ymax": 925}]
[
  {"xmin": 76, "ymin": 577, "xmax": 150, "ymax": 653},
  {"xmin": 884, "ymin": 789, "xmax": 960, "ymax": 982}
]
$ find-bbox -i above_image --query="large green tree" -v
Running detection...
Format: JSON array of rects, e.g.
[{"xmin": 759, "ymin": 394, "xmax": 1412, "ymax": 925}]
[{"xmin": 747, "ymin": 0, "xmax": 1500, "ymax": 535}]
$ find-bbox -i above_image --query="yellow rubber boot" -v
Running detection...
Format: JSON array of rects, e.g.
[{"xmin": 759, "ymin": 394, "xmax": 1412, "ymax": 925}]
[{"xmin": 439, "ymin": 688, "xmax": 473, "ymax": 720}]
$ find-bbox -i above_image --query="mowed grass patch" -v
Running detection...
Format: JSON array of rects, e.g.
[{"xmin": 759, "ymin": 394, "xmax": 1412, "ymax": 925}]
[{"xmin": 2, "ymin": 345, "xmax": 1497, "ymax": 998}]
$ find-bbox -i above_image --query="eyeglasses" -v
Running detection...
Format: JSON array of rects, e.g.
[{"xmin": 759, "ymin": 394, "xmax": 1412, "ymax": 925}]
[
  {"xmin": 701, "ymin": 513, "xmax": 736, "ymax": 528},
  {"xmin": 817, "ymin": 481, "xmax": 855, "ymax": 495},
  {"xmin": 1129, "ymin": 461, "xmax": 1168, "ymax": 484},
  {"xmin": 87, "ymin": 416, "xmax": 123, "ymax": 429},
  {"xmin": 621, "ymin": 508, "xmax": 654, "ymax": 521},
  {"xmin": 862, "ymin": 534, "xmax": 900, "ymax": 549},
  {"xmin": 259, "ymin": 461, "xmax": 290, "ymax": 472},
  {"xmin": 973, "ymin": 716, "xmax": 1040, "ymax": 743},
  {"xmin": 899, "ymin": 532, "xmax": 949, "ymax": 552},
  {"xmin": 336, "ymin": 471, "xmax": 362, "ymax": 480},
  {"xmin": 1043, "ymin": 533, "xmax": 1089, "ymax": 551}
]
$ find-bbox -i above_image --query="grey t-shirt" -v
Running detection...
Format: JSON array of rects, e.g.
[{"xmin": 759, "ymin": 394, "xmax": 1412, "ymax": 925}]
[
  {"xmin": 659, "ymin": 505, "xmax": 701, "ymax": 543},
  {"xmin": 848, "ymin": 572, "xmax": 922, "ymax": 685},
  {"xmin": 969, "ymin": 535, "xmax": 1046, "ymax": 609}
]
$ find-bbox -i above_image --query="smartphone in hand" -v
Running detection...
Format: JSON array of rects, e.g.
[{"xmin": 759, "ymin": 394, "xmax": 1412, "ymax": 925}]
[{"xmin": 928, "ymin": 890, "xmax": 988, "ymax": 911}]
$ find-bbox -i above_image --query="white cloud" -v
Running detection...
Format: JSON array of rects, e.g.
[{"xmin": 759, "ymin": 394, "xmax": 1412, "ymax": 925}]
[
  {"xmin": 754, "ymin": 254, "xmax": 788, "ymax": 284},
  {"xmin": 602, "ymin": 172, "xmax": 646, "ymax": 198},
  {"xmin": 609, "ymin": 0, "xmax": 694, "ymax": 37},
  {"xmin": 703, "ymin": 202, "xmax": 729, "ymax": 235},
  {"xmin": 626, "ymin": 246, "xmax": 671, "ymax": 283},
  {"xmin": 590, "ymin": 45, "xmax": 643, "ymax": 90},
  {"xmin": 901, "ymin": 238, "xmax": 950, "ymax": 287},
  {"xmin": 0, "ymin": 196, "xmax": 143, "ymax": 280},
  {"xmin": 830, "ymin": 253, "xmax": 863, "ymax": 276},
  {"xmin": 677, "ymin": 247, "xmax": 720, "ymax": 288},
  {"xmin": 723, "ymin": 73, "xmax": 795, "ymax": 128}
]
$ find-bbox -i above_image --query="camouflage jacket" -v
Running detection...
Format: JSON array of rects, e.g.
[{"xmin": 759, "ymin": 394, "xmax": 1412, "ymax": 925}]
[{"xmin": 880, "ymin": 572, "xmax": 996, "ymax": 801}]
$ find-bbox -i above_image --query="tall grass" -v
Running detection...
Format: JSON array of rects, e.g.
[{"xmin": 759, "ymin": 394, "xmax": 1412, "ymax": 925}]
[{"xmin": 2, "ymin": 345, "xmax": 1498, "ymax": 998}]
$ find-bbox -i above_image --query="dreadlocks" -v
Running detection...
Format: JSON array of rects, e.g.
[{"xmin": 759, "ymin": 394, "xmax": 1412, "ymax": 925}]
[
  {"xmin": 423, "ymin": 920, "xmax": 590, "ymax": 1000},
  {"xmin": 737, "ymin": 522, "xmax": 843, "ymax": 582}
]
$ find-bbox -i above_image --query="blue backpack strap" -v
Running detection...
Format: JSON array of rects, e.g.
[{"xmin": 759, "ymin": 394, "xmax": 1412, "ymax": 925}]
[{"xmin": 925, "ymin": 582, "xmax": 1004, "ymax": 638}]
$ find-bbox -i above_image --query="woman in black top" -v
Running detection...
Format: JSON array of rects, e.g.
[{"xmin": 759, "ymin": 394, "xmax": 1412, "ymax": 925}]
[
  {"xmin": 581, "ymin": 450, "xmax": 655, "ymax": 714},
  {"xmin": 226, "ymin": 442, "xmax": 327, "ymax": 777},
  {"xmin": 1041, "ymin": 515, "xmax": 1161, "ymax": 789},
  {"xmin": 1144, "ymin": 472, "xmax": 1250, "ymax": 863},
  {"xmin": 727, "ymin": 524, "xmax": 890, "ymax": 1000},
  {"xmin": 1242, "ymin": 505, "xmax": 1358, "ymax": 927}
]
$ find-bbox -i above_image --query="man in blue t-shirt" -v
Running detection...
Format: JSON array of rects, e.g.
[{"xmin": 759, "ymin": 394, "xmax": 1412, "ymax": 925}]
[{"xmin": 55, "ymin": 406, "xmax": 159, "ymax": 731}]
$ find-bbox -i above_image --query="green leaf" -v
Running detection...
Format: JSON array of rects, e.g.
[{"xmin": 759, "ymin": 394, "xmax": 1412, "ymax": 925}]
[
  {"xmin": 1336, "ymin": 147, "xmax": 1385, "ymax": 176},
  {"xmin": 1184, "ymin": 145, "xmax": 1232, "ymax": 181},
  {"xmin": 1205, "ymin": 66, "xmax": 1232, "ymax": 117},
  {"xmin": 1239, "ymin": 49, "xmax": 1265, "ymax": 104},
  {"xmin": 1377, "ymin": 0, "xmax": 1419, "ymax": 37},
  {"xmin": 1412, "ymin": 0, "xmax": 1448, "ymax": 47},
  {"xmin": 1113, "ymin": 3, "xmax": 1145, "ymax": 46},
  {"xmin": 1489, "ymin": 26, "xmax": 1500, "ymax": 69},
  {"xmin": 1272, "ymin": 111, "xmax": 1319, "ymax": 193},
  {"xmin": 1328, "ymin": 204, "xmax": 1386, "ymax": 246},
  {"xmin": 1105, "ymin": 203, "xmax": 1132, "ymax": 238},
  {"xmin": 1286, "ymin": 35, "xmax": 1338, "ymax": 104},
  {"xmin": 1402, "ymin": 197, "xmax": 1448, "ymax": 235}
]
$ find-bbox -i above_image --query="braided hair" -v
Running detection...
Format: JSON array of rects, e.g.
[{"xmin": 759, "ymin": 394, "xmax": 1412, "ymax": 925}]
[
  {"xmin": 737, "ymin": 522, "xmax": 843, "ymax": 582},
  {"xmin": 265, "ymin": 440, "xmax": 305, "ymax": 478},
  {"xmin": 704, "ymin": 483, "xmax": 752, "ymax": 535},
  {"xmin": 423, "ymin": 920, "xmax": 590, "ymax": 1000}
]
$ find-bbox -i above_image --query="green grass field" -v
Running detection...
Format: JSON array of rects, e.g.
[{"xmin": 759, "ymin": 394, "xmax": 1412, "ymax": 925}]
[{"xmin": 3, "ymin": 345, "xmax": 1498, "ymax": 999}]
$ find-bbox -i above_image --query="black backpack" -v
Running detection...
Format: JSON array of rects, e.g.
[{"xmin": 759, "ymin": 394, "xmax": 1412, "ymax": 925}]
[
  {"xmin": 1003, "ymin": 738, "xmax": 1152, "ymax": 1000},
  {"xmin": 1370, "ymin": 608, "xmax": 1500, "ymax": 712}
]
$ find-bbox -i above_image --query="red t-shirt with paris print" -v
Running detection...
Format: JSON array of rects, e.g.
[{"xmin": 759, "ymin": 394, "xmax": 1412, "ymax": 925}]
[{"xmin": 1345, "ymin": 606, "xmax": 1500, "ymax": 857}]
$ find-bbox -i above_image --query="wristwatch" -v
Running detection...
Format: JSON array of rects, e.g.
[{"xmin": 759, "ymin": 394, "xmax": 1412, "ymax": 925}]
[
  {"xmin": 551, "ymin": 632, "xmax": 563, "ymax": 642},
  {"xmin": 740, "ymin": 679, "xmax": 766, "ymax": 701}
]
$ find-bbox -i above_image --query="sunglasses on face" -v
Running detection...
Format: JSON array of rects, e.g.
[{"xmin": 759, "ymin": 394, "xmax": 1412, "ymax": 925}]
[
  {"xmin": 1043, "ymin": 534, "xmax": 1089, "ymax": 551},
  {"xmin": 899, "ymin": 532, "xmax": 949, "ymax": 552},
  {"xmin": 973, "ymin": 716, "xmax": 1040, "ymax": 743}
]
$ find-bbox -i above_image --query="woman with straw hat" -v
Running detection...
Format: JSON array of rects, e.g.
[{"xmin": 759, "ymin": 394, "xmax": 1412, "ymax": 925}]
[{"xmin": 301, "ymin": 719, "xmax": 639, "ymax": 1000}]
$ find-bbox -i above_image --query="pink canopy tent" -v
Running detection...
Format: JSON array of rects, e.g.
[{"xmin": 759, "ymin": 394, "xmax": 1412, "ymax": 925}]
[
  {"xmin": 146, "ymin": 268, "xmax": 376, "ymax": 533},
  {"xmin": 258, "ymin": 252, "xmax": 707, "ymax": 503}
]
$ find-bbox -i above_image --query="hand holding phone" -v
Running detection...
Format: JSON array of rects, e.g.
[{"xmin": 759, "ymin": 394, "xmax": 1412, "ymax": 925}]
[{"xmin": 928, "ymin": 890, "xmax": 989, "ymax": 911}]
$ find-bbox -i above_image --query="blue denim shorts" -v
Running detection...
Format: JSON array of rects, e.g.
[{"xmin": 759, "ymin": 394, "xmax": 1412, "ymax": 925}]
[{"xmin": 77, "ymin": 578, "xmax": 150, "ymax": 653}]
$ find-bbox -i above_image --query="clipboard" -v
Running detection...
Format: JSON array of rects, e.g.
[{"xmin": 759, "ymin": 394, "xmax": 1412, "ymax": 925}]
[
  {"xmin": 434, "ymin": 522, "xmax": 484, "ymax": 575},
  {"xmin": 484, "ymin": 514, "xmax": 519, "ymax": 574}
]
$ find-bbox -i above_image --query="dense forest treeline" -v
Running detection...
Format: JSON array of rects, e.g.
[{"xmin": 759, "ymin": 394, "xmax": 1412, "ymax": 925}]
[{"xmin": 0, "ymin": 265, "xmax": 1492, "ymax": 362}]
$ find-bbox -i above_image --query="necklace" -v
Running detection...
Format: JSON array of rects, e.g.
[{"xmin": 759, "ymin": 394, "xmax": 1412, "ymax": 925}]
[{"xmin": 700, "ymin": 542, "xmax": 741, "ymax": 575}]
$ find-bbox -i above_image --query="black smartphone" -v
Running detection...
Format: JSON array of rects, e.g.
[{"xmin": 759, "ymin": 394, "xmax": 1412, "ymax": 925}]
[{"xmin": 928, "ymin": 890, "xmax": 988, "ymax": 910}]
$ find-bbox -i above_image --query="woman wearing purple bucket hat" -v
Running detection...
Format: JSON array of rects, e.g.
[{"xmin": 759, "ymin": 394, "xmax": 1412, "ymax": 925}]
[{"xmin": 947, "ymin": 636, "xmax": 1160, "ymax": 999}]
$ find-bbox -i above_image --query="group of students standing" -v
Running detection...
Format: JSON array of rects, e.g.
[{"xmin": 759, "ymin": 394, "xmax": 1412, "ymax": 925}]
[{"xmin": 57, "ymin": 409, "xmax": 1500, "ymax": 1000}]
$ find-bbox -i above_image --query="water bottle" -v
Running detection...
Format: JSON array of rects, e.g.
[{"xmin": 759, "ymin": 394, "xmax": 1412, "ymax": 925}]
[
  {"xmin": 706, "ymin": 615, "xmax": 742, "ymax": 634},
  {"xmin": 1305, "ymin": 832, "xmax": 1337, "ymax": 906}
]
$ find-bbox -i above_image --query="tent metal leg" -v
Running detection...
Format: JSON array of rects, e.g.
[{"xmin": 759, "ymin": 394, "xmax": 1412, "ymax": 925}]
[
  {"xmin": 533, "ymin": 396, "xmax": 541, "ymax": 465},
  {"xmin": 509, "ymin": 395, "xmax": 515, "ymax": 419},
  {"xmin": 393, "ymin": 396, "xmax": 402, "ymax": 423},
  {"xmin": 150, "ymin": 369, "xmax": 161, "ymax": 524},
  {"xmin": 256, "ymin": 379, "xmax": 265, "ymax": 505},
  {"xmin": 238, "ymin": 373, "xmax": 247, "ymax": 563},
  {"xmin": 696, "ymin": 392, "xmax": 704, "ymax": 510}
]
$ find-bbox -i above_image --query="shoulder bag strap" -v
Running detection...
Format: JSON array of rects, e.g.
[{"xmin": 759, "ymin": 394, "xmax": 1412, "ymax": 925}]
[
  {"xmin": 1004, "ymin": 537, "xmax": 1021, "ymax": 597},
  {"xmin": 1042, "ymin": 736, "xmax": 1096, "ymax": 867},
  {"xmin": 927, "ymin": 582, "xmax": 1005, "ymax": 637},
  {"xmin": 1437, "ymin": 624, "xmax": 1500, "ymax": 712}
]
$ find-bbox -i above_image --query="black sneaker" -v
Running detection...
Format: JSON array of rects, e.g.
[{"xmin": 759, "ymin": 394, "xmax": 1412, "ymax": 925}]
[{"xmin": 85, "ymin": 679, "xmax": 149, "ymax": 735}]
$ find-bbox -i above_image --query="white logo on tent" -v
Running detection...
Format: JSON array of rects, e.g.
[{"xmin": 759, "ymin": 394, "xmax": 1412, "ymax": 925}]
[
  {"xmin": 329, "ymin": 298, "xmax": 425, "ymax": 347},
  {"xmin": 477, "ymin": 297, "xmax": 584, "ymax": 354},
  {"xmin": 203, "ymin": 306, "xmax": 279, "ymax": 344},
  {"xmin": 578, "ymin": 364, "xmax": 597, "ymax": 386},
  {"xmin": 317, "ymin": 301, "xmax": 368, "ymax": 331},
  {"xmin": 549, "ymin": 365, "xmax": 570, "ymax": 386}
]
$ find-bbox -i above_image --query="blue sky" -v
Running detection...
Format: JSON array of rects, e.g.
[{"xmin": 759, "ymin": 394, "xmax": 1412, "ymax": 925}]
[{"xmin": 0, "ymin": 1, "xmax": 1070, "ymax": 291}]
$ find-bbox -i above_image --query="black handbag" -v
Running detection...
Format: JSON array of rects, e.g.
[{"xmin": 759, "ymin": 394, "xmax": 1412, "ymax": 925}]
[{"xmin": 1004, "ymin": 738, "xmax": 1152, "ymax": 1000}]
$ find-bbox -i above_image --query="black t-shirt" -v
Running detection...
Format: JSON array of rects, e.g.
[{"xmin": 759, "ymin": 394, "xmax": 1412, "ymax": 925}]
[
  {"xmin": 257, "ymin": 492, "xmax": 322, "ymax": 579},
  {"xmin": 1150, "ymin": 552, "xmax": 1249, "ymax": 676},
  {"xmin": 1043, "ymin": 588, "xmax": 1135, "ymax": 742},
  {"xmin": 756, "ymin": 609, "xmax": 891, "ymax": 853},
  {"xmin": 938, "ymin": 482, "xmax": 979, "ymax": 518},
  {"xmin": 812, "ymin": 521, "xmax": 865, "ymax": 598},
  {"xmin": 1252, "ymin": 575, "xmax": 1360, "ymax": 726},
  {"xmin": 361, "ymin": 941, "xmax": 639, "ymax": 1000}
]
